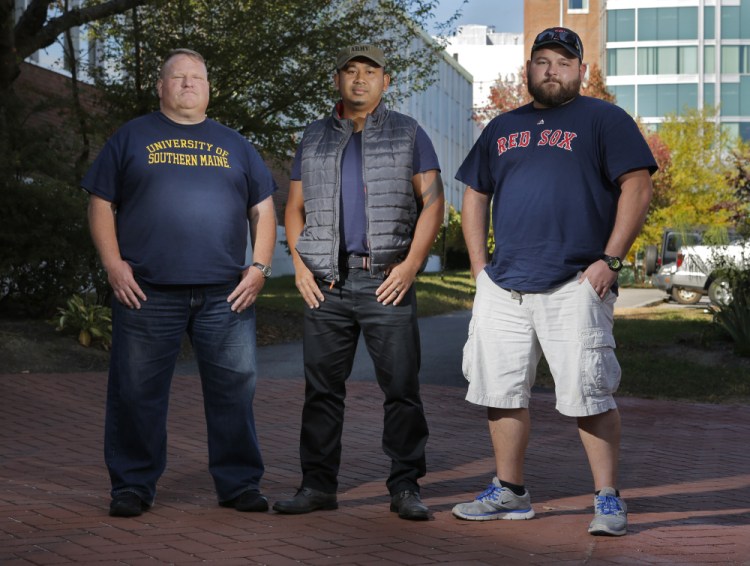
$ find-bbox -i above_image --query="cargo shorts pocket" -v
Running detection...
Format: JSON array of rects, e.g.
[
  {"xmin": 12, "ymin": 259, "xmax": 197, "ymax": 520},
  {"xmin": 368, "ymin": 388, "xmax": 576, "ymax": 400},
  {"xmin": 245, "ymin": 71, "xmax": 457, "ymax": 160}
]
[{"xmin": 580, "ymin": 329, "xmax": 621, "ymax": 395}]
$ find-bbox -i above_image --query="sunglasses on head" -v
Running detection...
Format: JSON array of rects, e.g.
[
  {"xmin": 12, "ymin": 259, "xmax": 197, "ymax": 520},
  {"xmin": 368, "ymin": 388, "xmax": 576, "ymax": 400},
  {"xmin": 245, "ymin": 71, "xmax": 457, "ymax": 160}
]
[{"xmin": 533, "ymin": 29, "xmax": 583, "ymax": 57}]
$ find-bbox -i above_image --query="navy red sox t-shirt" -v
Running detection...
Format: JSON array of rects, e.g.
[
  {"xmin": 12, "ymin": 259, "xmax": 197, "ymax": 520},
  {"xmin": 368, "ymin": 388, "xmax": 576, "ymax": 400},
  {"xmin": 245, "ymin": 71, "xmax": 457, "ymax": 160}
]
[{"xmin": 456, "ymin": 95, "xmax": 657, "ymax": 293}]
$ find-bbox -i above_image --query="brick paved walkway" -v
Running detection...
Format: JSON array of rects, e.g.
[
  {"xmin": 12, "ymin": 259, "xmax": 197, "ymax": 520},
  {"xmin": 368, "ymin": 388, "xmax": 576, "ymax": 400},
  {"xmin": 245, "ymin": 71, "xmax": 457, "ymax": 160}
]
[{"xmin": 2, "ymin": 369, "xmax": 749, "ymax": 565}]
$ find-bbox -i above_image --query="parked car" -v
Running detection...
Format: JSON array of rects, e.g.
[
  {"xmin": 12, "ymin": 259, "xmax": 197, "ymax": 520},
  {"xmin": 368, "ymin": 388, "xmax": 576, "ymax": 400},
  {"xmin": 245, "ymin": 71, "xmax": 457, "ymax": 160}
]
[
  {"xmin": 652, "ymin": 240, "xmax": 747, "ymax": 305},
  {"xmin": 651, "ymin": 261, "xmax": 704, "ymax": 305},
  {"xmin": 645, "ymin": 228, "xmax": 703, "ymax": 277},
  {"xmin": 670, "ymin": 241, "xmax": 749, "ymax": 306}
]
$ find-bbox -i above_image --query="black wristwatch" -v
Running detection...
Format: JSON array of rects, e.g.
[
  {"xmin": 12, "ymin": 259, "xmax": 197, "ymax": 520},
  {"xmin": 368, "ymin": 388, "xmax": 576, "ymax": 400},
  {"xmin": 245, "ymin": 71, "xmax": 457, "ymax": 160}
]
[
  {"xmin": 252, "ymin": 262, "xmax": 272, "ymax": 278},
  {"xmin": 602, "ymin": 255, "xmax": 623, "ymax": 272}
]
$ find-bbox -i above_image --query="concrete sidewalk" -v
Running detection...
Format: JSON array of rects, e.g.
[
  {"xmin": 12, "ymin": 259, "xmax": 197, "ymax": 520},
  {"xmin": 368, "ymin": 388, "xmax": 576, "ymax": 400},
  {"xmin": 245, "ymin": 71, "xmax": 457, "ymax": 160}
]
[{"xmin": 2, "ymin": 366, "xmax": 749, "ymax": 564}]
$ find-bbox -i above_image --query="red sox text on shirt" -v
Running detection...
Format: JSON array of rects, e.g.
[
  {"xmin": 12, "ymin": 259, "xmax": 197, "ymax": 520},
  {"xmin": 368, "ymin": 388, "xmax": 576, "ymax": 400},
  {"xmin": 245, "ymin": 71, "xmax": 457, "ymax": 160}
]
[{"xmin": 496, "ymin": 129, "xmax": 577, "ymax": 155}]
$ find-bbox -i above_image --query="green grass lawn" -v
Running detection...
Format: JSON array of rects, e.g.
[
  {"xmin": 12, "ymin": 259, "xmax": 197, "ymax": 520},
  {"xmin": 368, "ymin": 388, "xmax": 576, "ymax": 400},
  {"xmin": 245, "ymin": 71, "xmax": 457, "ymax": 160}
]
[
  {"xmin": 535, "ymin": 307, "xmax": 749, "ymax": 403},
  {"xmin": 258, "ymin": 270, "xmax": 477, "ymax": 317},
  {"xmin": 257, "ymin": 270, "xmax": 749, "ymax": 403}
]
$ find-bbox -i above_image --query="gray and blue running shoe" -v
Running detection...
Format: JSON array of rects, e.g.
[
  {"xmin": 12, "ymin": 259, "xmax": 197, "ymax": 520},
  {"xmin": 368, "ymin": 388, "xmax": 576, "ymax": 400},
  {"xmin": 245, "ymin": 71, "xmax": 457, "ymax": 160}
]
[
  {"xmin": 452, "ymin": 477, "xmax": 535, "ymax": 521},
  {"xmin": 588, "ymin": 487, "xmax": 627, "ymax": 536}
]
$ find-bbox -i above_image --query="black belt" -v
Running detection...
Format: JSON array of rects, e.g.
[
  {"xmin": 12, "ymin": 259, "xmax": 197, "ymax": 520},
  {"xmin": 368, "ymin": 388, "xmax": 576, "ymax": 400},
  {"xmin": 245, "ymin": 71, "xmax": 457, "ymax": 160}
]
[{"xmin": 342, "ymin": 255, "xmax": 370, "ymax": 270}]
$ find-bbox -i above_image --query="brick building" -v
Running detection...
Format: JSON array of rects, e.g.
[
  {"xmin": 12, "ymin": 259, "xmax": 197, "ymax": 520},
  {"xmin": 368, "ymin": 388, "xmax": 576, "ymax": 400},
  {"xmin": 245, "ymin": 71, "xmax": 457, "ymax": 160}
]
[{"xmin": 524, "ymin": 0, "xmax": 606, "ymax": 68}]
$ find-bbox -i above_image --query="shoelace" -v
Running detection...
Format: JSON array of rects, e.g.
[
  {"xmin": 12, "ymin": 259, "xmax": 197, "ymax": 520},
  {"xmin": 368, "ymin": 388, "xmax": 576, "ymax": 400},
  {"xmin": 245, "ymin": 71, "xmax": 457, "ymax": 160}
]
[
  {"xmin": 595, "ymin": 495, "xmax": 623, "ymax": 515},
  {"xmin": 476, "ymin": 484, "xmax": 503, "ymax": 502}
]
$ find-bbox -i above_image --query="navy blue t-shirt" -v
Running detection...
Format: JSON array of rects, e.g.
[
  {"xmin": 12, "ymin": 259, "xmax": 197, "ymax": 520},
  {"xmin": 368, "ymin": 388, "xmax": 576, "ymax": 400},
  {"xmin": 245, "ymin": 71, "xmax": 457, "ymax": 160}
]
[
  {"xmin": 81, "ymin": 112, "xmax": 277, "ymax": 285},
  {"xmin": 456, "ymin": 95, "xmax": 657, "ymax": 292},
  {"xmin": 291, "ymin": 126, "xmax": 440, "ymax": 255}
]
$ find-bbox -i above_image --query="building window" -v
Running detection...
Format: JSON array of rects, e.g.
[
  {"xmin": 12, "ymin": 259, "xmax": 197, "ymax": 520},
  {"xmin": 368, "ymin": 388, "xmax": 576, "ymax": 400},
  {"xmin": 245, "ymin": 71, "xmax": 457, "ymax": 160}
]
[
  {"xmin": 703, "ymin": 82, "xmax": 716, "ymax": 110},
  {"xmin": 568, "ymin": 0, "xmax": 588, "ymax": 13},
  {"xmin": 721, "ymin": 46, "xmax": 750, "ymax": 74},
  {"xmin": 610, "ymin": 85, "xmax": 635, "ymax": 115},
  {"xmin": 723, "ymin": 122, "xmax": 750, "ymax": 142},
  {"xmin": 638, "ymin": 46, "xmax": 697, "ymax": 75},
  {"xmin": 721, "ymin": 7, "xmax": 740, "ymax": 39},
  {"xmin": 722, "ymin": 123, "xmax": 740, "ymax": 139},
  {"xmin": 607, "ymin": 48, "xmax": 635, "ymax": 76},
  {"xmin": 638, "ymin": 84, "xmax": 697, "ymax": 117},
  {"xmin": 608, "ymin": 10, "xmax": 635, "ymax": 42},
  {"xmin": 719, "ymin": 6, "xmax": 750, "ymax": 40},
  {"xmin": 720, "ymin": 77, "xmax": 750, "ymax": 116},
  {"xmin": 704, "ymin": 46, "xmax": 715, "ymax": 75},
  {"xmin": 638, "ymin": 7, "xmax": 698, "ymax": 41},
  {"xmin": 704, "ymin": 6, "xmax": 715, "ymax": 40}
]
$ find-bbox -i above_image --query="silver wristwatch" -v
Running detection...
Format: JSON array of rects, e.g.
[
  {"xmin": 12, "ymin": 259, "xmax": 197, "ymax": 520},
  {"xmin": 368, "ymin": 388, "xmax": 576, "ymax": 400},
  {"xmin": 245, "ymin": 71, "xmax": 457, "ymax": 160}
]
[{"xmin": 252, "ymin": 262, "xmax": 272, "ymax": 278}]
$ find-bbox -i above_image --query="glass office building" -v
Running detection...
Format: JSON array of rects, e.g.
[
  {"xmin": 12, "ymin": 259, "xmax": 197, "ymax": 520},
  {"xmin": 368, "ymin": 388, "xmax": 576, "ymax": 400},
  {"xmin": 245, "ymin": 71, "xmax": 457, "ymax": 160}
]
[{"xmin": 606, "ymin": 0, "xmax": 750, "ymax": 140}]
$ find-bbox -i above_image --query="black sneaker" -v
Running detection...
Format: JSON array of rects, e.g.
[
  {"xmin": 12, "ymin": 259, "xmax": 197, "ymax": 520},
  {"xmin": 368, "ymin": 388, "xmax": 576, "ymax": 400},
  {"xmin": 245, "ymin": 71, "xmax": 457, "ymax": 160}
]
[
  {"xmin": 273, "ymin": 487, "xmax": 338, "ymax": 514},
  {"xmin": 109, "ymin": 492, "xmax": 149, "ymax": 517},
  {"xmin": 220, "ymin": 489, "xmax": 269, "ymax": 512},
  {"xmin": 390, "ymin": 490, "xmax": 429, "ymax": 521}
]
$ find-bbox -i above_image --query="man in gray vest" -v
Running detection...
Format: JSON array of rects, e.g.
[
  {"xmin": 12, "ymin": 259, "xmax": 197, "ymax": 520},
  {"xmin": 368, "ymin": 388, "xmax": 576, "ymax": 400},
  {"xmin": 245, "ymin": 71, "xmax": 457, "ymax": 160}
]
[{"xmin": 275, "ymin": 44, "xmax": 444, "ymax": 521}]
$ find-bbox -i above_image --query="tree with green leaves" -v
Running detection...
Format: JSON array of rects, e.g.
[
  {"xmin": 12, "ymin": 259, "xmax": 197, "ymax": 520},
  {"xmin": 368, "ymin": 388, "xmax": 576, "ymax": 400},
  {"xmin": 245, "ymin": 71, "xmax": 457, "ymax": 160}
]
[
  {"xmin": 88, "ymin": 0, "xmax": 460, "ymax": 161},
  {"xmin": 637, "ymin": 107, "xmax": 740, "ymax": 250},
  {"xmin": 726, "ymin": 141, "xmax": 750, "ymax": 236},
  {"xmin": 0, "ymin": 0, "xmax": 149, "ymax": 91},
  {"xmin": 2, "ymin": 0, "xmax": 461, "ymax": 315}
]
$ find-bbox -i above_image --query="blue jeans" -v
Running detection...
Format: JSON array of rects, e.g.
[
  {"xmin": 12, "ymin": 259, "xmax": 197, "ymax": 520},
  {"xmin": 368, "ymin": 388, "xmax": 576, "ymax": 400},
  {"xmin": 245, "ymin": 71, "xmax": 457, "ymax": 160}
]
[
  {"xmin": 105, "ymin": 280, "xmax": 263, "ymax": 504},
  {"xmin": 300, "ymin": 268, "xmax": 429, "ymax": 495}
]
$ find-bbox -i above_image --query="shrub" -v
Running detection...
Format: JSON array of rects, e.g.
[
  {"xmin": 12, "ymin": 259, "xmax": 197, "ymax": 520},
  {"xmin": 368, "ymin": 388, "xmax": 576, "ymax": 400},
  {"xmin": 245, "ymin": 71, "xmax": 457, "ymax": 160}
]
[
  {"xmin": 711, "ymin": 256, "xmax": 750, "ymax": 357},
  {"xmin": 430, "ymin": 205, "xmax": 496, "ymax": 270},
  {"xmin": 55, "ymin": 294, "xmax": 112, "ymax": 349},
  {"xmin": 0, "ymin": 177, "xmax": 107, "ymax": 317}
]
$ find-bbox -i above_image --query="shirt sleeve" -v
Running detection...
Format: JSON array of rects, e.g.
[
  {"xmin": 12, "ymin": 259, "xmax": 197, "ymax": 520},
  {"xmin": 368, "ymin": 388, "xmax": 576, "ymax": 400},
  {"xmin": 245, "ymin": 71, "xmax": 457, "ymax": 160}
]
[
  {"xmin": 455, "ymin": 125, "xmax": 494, "ymax": 193},
  {"xmin": 600, "ymin": 107, "xmax": 658, "ymax": 183},
  {"xmin": 80, "ymin": 135, "xmax": 121, "ymax": 203},
  {"xmin": 245, "ymin": 142, "xmax": 278, "ymax": 207},
  {"xmin": 412, "ymin": 126, "xmax": 441, "ymax": 174}
]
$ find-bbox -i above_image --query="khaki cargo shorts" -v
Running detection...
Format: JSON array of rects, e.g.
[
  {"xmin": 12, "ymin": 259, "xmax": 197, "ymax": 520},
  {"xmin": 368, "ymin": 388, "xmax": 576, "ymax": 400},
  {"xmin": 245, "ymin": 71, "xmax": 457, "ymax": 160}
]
[{"xmin": 462, "ymin": 270, "xmax": 621, "ymax": 417}]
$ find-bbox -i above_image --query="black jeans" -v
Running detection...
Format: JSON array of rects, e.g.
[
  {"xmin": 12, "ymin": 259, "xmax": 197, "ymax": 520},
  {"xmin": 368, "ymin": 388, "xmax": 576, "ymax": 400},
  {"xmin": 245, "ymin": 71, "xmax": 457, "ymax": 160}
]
[{"xmin": 299, "ymin": 267, "xmax": 428, "ymax": 495}]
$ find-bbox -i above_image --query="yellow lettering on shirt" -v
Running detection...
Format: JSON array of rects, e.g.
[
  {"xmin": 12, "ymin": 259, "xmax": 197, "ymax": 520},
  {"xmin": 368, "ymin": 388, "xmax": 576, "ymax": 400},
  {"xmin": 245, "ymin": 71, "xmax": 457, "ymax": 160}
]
[{"xmin": 145, "ymin": 138, "xmax": 231, "ymax": 168}]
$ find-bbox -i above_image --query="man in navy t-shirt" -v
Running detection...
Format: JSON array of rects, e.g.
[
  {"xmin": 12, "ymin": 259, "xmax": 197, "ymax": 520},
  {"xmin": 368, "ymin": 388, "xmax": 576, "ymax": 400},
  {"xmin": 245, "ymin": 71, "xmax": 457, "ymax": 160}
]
[
  {"xmin": 451, "ymin": 28, "xmax": 656, "ymax": 537},
  {"xmin": 82, "ymin": 48, "xmax": 277, "ymax": 518},
  {"xmin": 275, "ymin": 44, "xmax": 444, "ymax": 521}
]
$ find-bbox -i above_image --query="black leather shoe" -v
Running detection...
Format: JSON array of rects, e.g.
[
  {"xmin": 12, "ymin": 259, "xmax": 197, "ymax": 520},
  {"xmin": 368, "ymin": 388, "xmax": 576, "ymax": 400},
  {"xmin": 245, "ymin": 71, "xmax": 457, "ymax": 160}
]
[
  {"xmin": 109, "ymin": 492, "xmax": 149, "ymax": 517},
  {"xmin": 390, "ymin": 490, "xmax": 429, "ymax": 521},
  {"xmin": 220, "ymin": 489, "xmax": 269, "ymax": 512},
  {"xmin": 273, "ymin": 487, "xmax": 338, "ymax": 514}
]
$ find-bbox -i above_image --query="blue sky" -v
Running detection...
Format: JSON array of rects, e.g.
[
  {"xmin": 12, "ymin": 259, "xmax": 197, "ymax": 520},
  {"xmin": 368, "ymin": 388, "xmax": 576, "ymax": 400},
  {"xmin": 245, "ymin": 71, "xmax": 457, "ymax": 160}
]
[{"xmin": 429, "ymin": 0, "xmax": 524, "ymax": 34}]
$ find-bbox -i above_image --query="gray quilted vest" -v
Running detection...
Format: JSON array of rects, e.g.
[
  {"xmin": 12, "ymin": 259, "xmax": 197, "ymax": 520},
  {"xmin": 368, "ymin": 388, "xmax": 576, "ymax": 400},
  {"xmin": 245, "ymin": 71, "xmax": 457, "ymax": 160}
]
[{"xmin": 295, "ymin": 101, "xmax": 419, "ymax": 282}]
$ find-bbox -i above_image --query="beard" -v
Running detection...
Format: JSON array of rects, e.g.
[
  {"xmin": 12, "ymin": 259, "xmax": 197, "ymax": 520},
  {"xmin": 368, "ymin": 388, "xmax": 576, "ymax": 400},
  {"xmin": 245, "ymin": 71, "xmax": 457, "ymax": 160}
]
[{"xmin": 528, "ymin": 75, "xmax": 581, "ymax": 108}]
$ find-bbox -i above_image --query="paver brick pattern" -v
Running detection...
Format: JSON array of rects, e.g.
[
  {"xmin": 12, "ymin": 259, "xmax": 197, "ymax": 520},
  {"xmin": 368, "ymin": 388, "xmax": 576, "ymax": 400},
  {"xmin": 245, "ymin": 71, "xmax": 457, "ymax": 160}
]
[{"xmin": 1, "ymin": 370, "xmax": 749, "ymax": 565}]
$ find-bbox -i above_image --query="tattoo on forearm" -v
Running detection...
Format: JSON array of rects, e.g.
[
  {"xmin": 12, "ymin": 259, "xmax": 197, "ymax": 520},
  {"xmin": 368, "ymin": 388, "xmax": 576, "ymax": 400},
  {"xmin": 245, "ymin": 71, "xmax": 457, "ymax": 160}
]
[{"xmin": 419, "ymin": 175, "xmax": 444, "ymax": 210}]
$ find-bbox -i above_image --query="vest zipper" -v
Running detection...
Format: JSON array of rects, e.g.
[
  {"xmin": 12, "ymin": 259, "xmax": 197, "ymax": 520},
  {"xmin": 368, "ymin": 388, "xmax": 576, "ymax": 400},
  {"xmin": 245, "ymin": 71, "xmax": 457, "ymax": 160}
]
[{"xmin": 331, "ymin": 125, "xmax": 352, "ymax": 284}]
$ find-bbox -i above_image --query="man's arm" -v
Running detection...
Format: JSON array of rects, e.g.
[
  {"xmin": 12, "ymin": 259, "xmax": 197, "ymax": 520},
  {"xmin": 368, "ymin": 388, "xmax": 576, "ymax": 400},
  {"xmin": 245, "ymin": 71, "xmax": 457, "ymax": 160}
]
[
  {"xmin": 376, "ymin": 169, "xmax": 445, "ymax": 305},
  {"xmin": 87, "ymin": 194, "xmax": 146, "ymax": 308},
  {"xmin": 581, "ymin": 168, "xmax": 654, "ymax": 298},
  {"xmin": 227, "ymin": 195, "xmax": 277, "ymax": 312},
  {"xmin": 284, "ymin": 180, "xmax": 325, "ymax": 309},
  {"xmin": 461, "ymin": 187, "xmax": 492, "ymax": 280}
]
